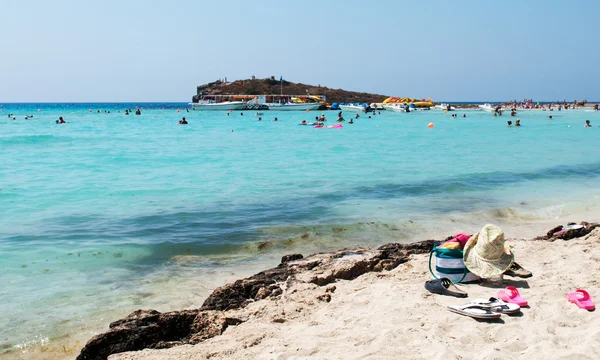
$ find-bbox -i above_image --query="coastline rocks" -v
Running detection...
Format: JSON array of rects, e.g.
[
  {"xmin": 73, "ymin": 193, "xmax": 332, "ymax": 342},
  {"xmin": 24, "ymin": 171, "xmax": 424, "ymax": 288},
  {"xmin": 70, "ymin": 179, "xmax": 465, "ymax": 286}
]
[
  {"xmin": 201, "ymin": 240, "xmax": 435, "ymax": 310},
  {"xmin": 534, "ymin": 222, "xmax": 599, "ymax": 241},
  {"xmin": 78, "ymin": 240, "xmax": 435, "ymax": 359},
  {"xmin": 281, "ymin": 253, "xmax": 303, "ymax": 263},
  {"xmin": 76, "ymin": 310, "xmax": 242, "ymax": 360}
]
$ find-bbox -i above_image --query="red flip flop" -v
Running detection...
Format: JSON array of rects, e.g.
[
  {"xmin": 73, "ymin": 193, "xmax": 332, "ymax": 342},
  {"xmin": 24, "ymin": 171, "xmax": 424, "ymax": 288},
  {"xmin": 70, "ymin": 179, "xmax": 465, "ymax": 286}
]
[
  {"xmin": 567, "ymin": 289, "xmax": 595, "ymax": 310},
  {"xmin": 497, "ymin": 286, "xmax": 528, "ymax": 307}
]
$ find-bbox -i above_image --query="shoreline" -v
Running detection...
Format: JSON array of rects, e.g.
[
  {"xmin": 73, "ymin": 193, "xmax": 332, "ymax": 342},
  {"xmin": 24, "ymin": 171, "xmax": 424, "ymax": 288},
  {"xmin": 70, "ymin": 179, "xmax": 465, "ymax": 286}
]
[{"xmin": 71, "ymin": 222, "xmax": 599, "ymax": 360}]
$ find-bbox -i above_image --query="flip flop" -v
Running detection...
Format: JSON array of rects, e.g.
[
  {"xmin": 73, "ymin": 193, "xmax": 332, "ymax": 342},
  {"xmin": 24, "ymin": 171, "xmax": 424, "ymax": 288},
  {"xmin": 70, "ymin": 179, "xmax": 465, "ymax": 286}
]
[
  {"xmin": 447, "ymin": 303, "xmax": 501, "ymax": 320},
  {"xmin": 497, "ymin": 286, "xmax": 528, "ymax": 307},
  {"xmin": 424, "ymin": 278, "xmax": 468, "ymax": 298},
  {"xmin": 470, "ymin": 297, "xmax": 521, "ymax": 314},
  {"xmin": 567, "ymin": 289, "xmax": 595, "ymax": 310},
  {"xmin": 503, "ymin": 262, "xmax": 533, "ymax": 278}
]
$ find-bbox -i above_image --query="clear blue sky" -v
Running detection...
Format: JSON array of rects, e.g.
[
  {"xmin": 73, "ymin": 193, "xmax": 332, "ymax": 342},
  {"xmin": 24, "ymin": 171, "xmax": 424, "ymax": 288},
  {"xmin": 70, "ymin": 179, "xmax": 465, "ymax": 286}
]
[{"xmin": 1, "ymin": 0, "xmax": 598, "ymax": 102}]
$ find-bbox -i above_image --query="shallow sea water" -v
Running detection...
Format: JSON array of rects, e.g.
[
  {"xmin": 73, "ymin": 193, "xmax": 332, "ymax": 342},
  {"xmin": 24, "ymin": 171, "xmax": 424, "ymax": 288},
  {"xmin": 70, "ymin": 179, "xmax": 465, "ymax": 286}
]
[{"xmin": 1, "ymin": 103, "xmax": 600, "ymax": 358}]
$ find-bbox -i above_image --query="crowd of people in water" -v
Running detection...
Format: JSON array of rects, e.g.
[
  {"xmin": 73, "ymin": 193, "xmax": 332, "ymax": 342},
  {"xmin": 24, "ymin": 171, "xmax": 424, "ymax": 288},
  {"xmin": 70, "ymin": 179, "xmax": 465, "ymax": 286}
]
[
  {"xmin": 5, "ymin": 106, "xmax": 597, "ymax": 128},
  {"xmin": 509, "ymin": 99, "xmax": 590, "ymax": 110}
]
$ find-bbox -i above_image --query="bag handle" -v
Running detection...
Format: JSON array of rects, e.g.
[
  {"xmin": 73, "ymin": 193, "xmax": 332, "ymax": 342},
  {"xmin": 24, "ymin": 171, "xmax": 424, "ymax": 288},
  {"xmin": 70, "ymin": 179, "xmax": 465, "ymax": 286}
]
[{"xmin": 428, "ymin": 248, "xmax": 468, "ymax": 283}]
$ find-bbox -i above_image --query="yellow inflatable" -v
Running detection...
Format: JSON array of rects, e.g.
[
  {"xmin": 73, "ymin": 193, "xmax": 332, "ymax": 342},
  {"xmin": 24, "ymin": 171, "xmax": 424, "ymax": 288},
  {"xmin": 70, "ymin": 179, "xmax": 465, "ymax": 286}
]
[{"xmin": 383, "ymin": 97, "xmax": 433, "ymax": 107}]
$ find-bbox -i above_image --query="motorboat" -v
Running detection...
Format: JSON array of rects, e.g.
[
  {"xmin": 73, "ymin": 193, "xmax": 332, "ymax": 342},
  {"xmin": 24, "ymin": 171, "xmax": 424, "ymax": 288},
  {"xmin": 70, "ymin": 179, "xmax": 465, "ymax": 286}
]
[
  {"xmin": 434, "ymin": 103, "xmax": 456, "ymax": 111},
  {"xmin": 190, "ymin": 100, "xmax": 246, "ymax": 111},
  {"xmin": 478, "ymin": 103, "xmax": 497, "ymax": 112},
  {"xmin": 383, "ymin": 104, "xmax": 409, "ymax": 112},
  {"xmin": 267, "ymin": 102, "xmax": 322, "ymax": 111},
  {"xmin": 339, "ymin": 103, "xmax": 370, "ymax": 113}
]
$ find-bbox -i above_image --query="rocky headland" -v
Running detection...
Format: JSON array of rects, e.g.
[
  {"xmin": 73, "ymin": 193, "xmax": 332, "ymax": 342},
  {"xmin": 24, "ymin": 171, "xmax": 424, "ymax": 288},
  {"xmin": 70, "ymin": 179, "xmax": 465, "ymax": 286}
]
[{"xmin": 192, "ymin": 78, "xmax": 389, "ymax": 104}]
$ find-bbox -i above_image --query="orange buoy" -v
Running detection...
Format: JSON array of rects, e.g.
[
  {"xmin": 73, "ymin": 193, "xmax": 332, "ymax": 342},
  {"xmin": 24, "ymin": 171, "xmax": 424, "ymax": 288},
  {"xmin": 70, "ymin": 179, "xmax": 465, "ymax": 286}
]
[{"xmin": 428, "ymin": 123, "xmax": 434, "ymax": 128}]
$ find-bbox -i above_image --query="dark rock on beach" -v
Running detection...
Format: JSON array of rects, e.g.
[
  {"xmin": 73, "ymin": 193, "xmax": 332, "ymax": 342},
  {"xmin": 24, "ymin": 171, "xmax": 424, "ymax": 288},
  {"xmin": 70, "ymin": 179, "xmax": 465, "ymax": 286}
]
[
  {"xmin": 76, "ymin": 309, "xmax": 242, "ymax": 360},
  {"xmin": 77, "ymin": 240, "xmax": 435, "ymax": 359},
  {"xmin": 534, "ymin": 221, "xmax": 599, "ymax": 241},
  {"xmin": 202, "ymin": 240, "xmax": 435, "ymax": 310},
  {"xmin": 281, "ymin": 253, "xmax": 303, "ymax": 263}
]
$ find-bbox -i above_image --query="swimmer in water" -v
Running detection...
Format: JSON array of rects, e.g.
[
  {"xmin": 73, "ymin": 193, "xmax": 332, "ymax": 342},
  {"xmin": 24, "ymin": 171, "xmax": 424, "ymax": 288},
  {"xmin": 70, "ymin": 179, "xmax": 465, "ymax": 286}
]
[
  {"xmin": 337, "ymin": 114, "xmax": 345, "ymax": 122},
  {"xmin": 548, "ymin": 115, "xmax": 553, "ymax": 120},
  {"xmin": 240, "ymin": 112, "xmax": 244, "ymax": 116},
  {"xmin": 135, "ymin": 109, "xmax": 141, "ymax": 115},
  {"xmin": 515, "ymin": 119, "xmax": 521, "ymax": 127},
  {"xmin": 258, "ymin": 117, "xmax": 262, "ymax": 121},
  {"xmin": 178, "ymin": 117, "xmax": 188, "ymax": 124},
  {"xmin": 300, "ymin": 120, "xmax": 307, "ymax": 125},
  {"xmin": 585, "ymin": 120, "xmax": 592, "ymax": 127},
  {"xmin": 349, "ymin": 119, "xmax": 354, "ymax": 124},
  {"xmin": 56, "ymin": 116, "xmax": 66, "ymax": 124},
  {"xmin": 462, "ymin": 114, "xmax": 466, "ymax": 118},
  {"xmin": 227, "ymin": 112, "xmax": 230, "ymax": 116},
  {"xmin": 355, "ymin": 113, "xmax": 359, "ymax": 119},
  {"xmin": 507, "ymin": 120, "xmax": 512, "ymax": 127}
]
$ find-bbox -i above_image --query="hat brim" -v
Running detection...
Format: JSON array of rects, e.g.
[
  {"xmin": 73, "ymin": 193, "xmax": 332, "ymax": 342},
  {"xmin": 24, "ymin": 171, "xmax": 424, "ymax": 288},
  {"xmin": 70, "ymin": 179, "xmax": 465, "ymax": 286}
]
[{"xmin": 463, "ymin": 232, "xmax": 514, "ymax": 278}]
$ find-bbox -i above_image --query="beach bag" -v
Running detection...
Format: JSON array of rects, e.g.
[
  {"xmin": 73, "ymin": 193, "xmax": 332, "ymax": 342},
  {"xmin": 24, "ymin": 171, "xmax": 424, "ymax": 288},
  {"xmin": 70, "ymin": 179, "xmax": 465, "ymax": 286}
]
[{"xmin": 428, "ymin": 247, "xmax": 480, "ymax": 284}]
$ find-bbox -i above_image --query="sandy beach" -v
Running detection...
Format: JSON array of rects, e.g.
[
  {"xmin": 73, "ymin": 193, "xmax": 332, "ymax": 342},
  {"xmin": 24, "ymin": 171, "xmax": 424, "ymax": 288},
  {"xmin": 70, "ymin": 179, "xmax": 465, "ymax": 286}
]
[{"xmin": 74, "ymin": 226, "xmax": 600, "ymax": 360}]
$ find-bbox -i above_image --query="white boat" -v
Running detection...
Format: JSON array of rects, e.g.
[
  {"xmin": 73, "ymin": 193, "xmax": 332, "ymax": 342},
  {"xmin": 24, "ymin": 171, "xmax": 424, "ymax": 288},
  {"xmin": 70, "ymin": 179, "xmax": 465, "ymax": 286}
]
[
  {"xmin": 339, "ymin": 104, "xmax": 368, "ymax": 113},
  {"xmin": 434, "ymin": 103, "xmax": 456, "ymax": 111},
  {"xmin": 190, "ymin": 101, "xmax": 246, "ymax": 111},
  {"xmin": 478, "ymin": 103, "xmax": 497, "ymax": 112},
  {"xmin": 266, "ymin": 102, "xmax": 322, "ymax": 111},
  {"xmin": 383, "ymin": 104, "xmax": 414, "ymax": 112}
]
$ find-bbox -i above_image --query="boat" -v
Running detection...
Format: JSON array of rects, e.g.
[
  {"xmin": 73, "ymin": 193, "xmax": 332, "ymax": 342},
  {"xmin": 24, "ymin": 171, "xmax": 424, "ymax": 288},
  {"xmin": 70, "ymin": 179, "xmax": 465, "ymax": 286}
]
[
  {"xmin": 434, "ymin": 103, "xmax": 456, "ymax": 111},
  {"xmin": 383, "ymin": 103, "xmax": 410, "ymax": 112},
  {"xmin": 190, "ymin": 100, "xmax": 246, "ymax": 110},
  {"xmin": 252, "ymin": 95, "xmax": 323, "ymax": 111},
  {"xmin": 267, "ymin": 102, "xmax": 322, "ymax": 111},
  {"xmin": 370, "ymin": 103, "xmax": 386, "ymax": 110},
  {"xmin": 339, "ymin": 103, "xmax": 370, "ymax": 113},
  {"xmin": 478, "ymin": 103, "xmax": 497, "ymax": 112}
]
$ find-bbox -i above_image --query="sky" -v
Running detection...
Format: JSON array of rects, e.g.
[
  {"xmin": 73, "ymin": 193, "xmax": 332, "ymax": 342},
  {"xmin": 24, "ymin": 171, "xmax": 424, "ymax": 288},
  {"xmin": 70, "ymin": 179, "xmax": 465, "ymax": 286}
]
[{"xmin": 0, "ymin": 0, "xmax": 598, "ymax": 102}]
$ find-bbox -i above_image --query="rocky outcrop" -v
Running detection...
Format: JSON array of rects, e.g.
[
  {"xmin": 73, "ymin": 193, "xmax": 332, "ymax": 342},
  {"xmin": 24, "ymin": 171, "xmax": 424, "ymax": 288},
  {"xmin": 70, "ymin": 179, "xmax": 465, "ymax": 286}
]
[
  {"xmin": 76, "ymin": 310, "xmax": 241, "ymax": 360},
  {"xmin": 77, "ymin": 240, "xmax": 435, "ymax": 359},
  {"xmin": 534, "ymin": 221, "xmax": 600, "ymax": 241},
  {"xmin": 201, "ymin": 240, "xmax": 435, "ymax": 310}
]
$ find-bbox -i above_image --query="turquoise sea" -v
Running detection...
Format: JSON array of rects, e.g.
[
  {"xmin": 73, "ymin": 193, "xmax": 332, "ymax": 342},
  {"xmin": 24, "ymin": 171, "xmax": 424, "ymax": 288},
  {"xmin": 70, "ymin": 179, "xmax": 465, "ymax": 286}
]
[{"xmin": 2, "ymin": 103, "xmax": 600, "ymax": 358}]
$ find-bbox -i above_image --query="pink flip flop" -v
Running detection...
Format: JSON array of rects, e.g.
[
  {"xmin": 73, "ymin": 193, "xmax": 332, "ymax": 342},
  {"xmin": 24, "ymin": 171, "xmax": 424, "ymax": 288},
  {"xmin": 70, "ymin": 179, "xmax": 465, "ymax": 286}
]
[
  {"xmin": 497, "ymin": 286, "xmax": 528, "ymax": 307},
  {"xmin": 567, "ymin": 289, "xmax": 595, "ymax": 310}
]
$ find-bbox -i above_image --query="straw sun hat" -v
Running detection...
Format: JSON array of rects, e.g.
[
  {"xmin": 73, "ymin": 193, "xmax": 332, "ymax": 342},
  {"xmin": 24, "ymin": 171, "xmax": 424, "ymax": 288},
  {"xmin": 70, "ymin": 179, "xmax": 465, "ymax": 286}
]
[{"xmin": 463, "ymin": 224, "xmax": 514, "ymax": 278}]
